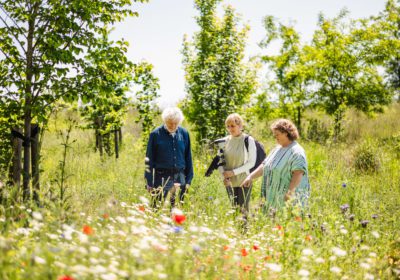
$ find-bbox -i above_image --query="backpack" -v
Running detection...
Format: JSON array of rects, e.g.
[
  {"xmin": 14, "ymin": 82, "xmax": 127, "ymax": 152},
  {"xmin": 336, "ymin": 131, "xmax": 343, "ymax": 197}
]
[{"xmin": 244, "ymin": 135, "xmax": 266, "ymax": 173}]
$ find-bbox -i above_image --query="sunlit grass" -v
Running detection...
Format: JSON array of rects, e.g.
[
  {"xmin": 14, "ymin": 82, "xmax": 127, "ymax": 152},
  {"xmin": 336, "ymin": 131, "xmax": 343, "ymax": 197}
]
[{"xmin": 0, "ymin": 105, "xmax": 399, "ymax": 279}]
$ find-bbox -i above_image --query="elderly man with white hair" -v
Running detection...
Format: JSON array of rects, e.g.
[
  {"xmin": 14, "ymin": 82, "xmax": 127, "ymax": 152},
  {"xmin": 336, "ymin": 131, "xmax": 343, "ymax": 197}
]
[{"xmin": 145, "ymin": 107, "xmax": 194, "ymax": 208}]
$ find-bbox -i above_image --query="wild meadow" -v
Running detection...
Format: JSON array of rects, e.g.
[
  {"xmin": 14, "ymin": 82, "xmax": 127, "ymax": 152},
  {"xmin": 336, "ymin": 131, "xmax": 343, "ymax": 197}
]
[{"xmin": 0, "ymin": 104, "xmax": 400, "ymax": 280}]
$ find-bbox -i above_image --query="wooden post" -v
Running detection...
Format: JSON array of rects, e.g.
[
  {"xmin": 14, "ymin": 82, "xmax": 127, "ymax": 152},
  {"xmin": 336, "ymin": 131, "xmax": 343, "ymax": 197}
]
[
  {"xmin": 95, "ymin": 129, "xmax": 99, "ymax": 152},
  {"xmin": 31, "ymin": 124, "xmax": 40, "ymax": 204},
  {"xmin": 97, "ymin": 117, "xmax": 104, "ymax": 157},
  {"xmin": 114, "ymin": 129, "xmax": 119, "ymax": 159},
  {"xmin": 10, "ymin": 128, "xmax": 22, "ymax": 188},
  {"xmin": 118, "ymin": 128, "xmax": 122, "ymax": 145}
]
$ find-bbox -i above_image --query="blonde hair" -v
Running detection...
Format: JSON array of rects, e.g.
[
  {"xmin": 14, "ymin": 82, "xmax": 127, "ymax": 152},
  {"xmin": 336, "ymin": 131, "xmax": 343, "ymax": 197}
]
[
  {"xmin": 270, "ymin": 119, "xmax": 299, "ymax": 141},
  {"xmin": 225, "ymin": 113, "xmax": 244, "ymax": 128}
]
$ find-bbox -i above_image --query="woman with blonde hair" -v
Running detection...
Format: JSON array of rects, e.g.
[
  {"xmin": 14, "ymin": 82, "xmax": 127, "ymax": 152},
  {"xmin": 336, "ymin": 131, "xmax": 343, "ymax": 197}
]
[{"xmin": 219, "ymin": 113, "xmax": 257, "ymax": 216}]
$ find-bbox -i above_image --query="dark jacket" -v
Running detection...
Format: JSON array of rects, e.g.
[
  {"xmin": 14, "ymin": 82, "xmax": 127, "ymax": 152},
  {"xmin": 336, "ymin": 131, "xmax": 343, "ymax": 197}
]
[{"xmin": 145, "ymin": 125, "xmax": 193, "ymax": 187}]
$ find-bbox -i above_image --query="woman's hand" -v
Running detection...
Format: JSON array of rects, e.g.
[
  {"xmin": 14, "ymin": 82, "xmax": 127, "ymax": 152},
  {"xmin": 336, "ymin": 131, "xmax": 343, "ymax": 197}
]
[
  {"xmin": 285, "ymin": 170, "xmax": 304, "ymax": 201},
  {"xmin": 241, "ymin": 176, "xmax": 252, "ymax": 188},
  {"xmin": 223, "ymin": 170, "xmax": 234, "ymax": 178},
  {"xmin": 223, "ymin": 178, "xmax": 232, "ymax": 187},
  {"xmin": 240, "ymin": 163, "xmax": 264, "ymax": 188},
  {"xmin": 284, "ymin": 190, "xmax": 294, "ymax": 201}
]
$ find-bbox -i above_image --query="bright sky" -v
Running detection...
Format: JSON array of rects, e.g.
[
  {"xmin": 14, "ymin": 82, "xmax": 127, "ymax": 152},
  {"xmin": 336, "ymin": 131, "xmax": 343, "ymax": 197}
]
[{"xmin": 111, "ymin": 0, "xmax": 386, "ymax": 107}]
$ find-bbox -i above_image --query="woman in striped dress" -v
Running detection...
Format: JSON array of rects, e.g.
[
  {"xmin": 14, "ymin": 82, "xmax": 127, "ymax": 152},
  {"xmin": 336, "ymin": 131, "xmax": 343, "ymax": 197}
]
[{"xmin": 241, "ymin": 119, "xmax": 310, "ymax": 210}]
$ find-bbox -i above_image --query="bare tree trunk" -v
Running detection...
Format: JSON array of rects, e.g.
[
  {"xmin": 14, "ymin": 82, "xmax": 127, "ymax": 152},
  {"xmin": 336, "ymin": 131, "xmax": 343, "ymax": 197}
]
[
  {"xmin": 114, "ymin": 130, "xmax": 119, "ymax": 159},
  {"xmin": 23, "ymin": 117, "xmax": 32, "ymax": 201},
  {"xmin": 118, "ymin": 128, "xmax": 122, "ymax": 145},
  {"xmin": 31, "ymin": 124, "xmax": 40, "ymax": 204},
  {"xmin": 333, "ymin": 110, "xmax": 343, "ymax": 143},
  {"xmin": 99, "ymin": 133, "xmax": 103, "ymax": 157},
  {"xmin": 10, "ymin": 128, "xmax": 22, "ymax": 188},
  {"xmin": 297, "ymin": 106, "xmax": 302, "ymax": 136},
  {"xmin": 23, "ymin": 116, "xmax": 32, "ymax": 201},
  {"xmin": 22, "ymin": 2, "xmax": 38, "ymax": 201},
  {"xmin": 95, "ymin": 129, "xmax": 99, "ymax": 152}
]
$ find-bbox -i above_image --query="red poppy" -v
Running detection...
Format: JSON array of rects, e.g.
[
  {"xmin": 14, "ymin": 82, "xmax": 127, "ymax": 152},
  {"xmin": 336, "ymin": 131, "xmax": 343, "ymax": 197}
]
[
  {"xmin": 275, "ymin": 224, "xmax": 283, "ymax": 231},
  {"xmin": 305, "ymin": 235, "xmax": 313, "ymax": 241},
  {"xmin": 138, "ymin": 205, "xmax": 145, "ymax": 212},
  {"xmin": 172, "ymin": 214, "xmax": 186, "ymax": 224},
  {"xmin": 82, "ymin": 225, "xmax": 94, "ymax": 235},
  {"xmin": 242, "ymin": 264, "xmax": 252, "ymax": 272},
  {"xmin": 264, "ymin": 255, "xmax": 272, "ymax": 261},
  {"xmin": 295, "ymin": 216, "xmax": 302, "ymax": 222},
  {"xmin": 102, "ymin": 213, "xmax": 109, "ymax": 219},
  {"xmin": 171, "ymin": 209, "xmax": 186, "ymax": 225},
  {"xmin": 252, "ymin": 244, "xmax": 260, "ymax": 251},
  {"xmin": 241, "ymin": 248, "xmax": 248, "ymax": 257},
  {"xmin": 58, "ymin": 276, "xmax": 75, "ymax": 280},
  {"xmin": 223, "ymin": 245, "xmax": 229, "ymax": 251}
]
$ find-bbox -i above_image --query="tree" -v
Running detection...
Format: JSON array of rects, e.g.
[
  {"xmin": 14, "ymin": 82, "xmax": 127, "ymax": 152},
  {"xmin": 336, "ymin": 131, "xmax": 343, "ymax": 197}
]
[
  {"xmin": 133, "ymin": 61, "xmax": 160, "ymax": 142},
  {"xmin": 79, "ymin": 28, "xmax": 133, "ymax": 158},
  {"xmin": 309, "ymin": 11, "xmax": 392, "ymax": 141},
  {"xmin": 0, "ymin": 0, "xmax": 145, "ymax": 201},
  {"xmin": 368, "ymin": 0, "xmax": 400, "ymax": 100},
  {"xmin": 260, "ymin": 16, "xmax": 314, "ymax": 134},
  {"xmin": 182, "ymin": 0, "xmax": 257, "ymax": 143}
]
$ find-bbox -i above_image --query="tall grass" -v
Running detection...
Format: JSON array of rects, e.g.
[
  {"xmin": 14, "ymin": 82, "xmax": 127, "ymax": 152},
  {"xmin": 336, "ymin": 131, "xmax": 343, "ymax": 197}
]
[{"xmin": 0, "ymin": 104, "xmax": 399, "ymax": 279}]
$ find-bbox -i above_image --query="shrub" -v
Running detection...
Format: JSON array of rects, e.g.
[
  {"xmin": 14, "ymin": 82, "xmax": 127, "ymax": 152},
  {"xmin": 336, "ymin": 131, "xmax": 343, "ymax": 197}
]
[
  {"xmin": 381, "ymin": 133, "xmax": 400, "ymax": 159},
  {"xmin": 306, "ymin": 118, "xmax": 330, "ymax": 144},
  {"xmin": 353, "ymin": 140, "xmax": 381, "ymax": 173}
]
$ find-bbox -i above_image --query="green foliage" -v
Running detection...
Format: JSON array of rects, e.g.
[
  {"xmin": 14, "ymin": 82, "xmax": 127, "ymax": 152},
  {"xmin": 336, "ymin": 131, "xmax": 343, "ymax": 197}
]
[
  {"xmin": 133, "ymin": 61, "xmax": 161, "ymax": 141},
  {"xmin": 0, "ymin": 0, "xmax": 145, "ymax": 192},
  {"xmin": 53, "ymin": 119, "xmax": 76, "ymax": 210},
  {"xmin": 0, "ymin": 107, "xmax": 399, "ymax": 279},
  {"xmin": 381, "ymin": 133, "xmax": 400, "ymax": 158},
  {"xmin": 353, "ymin": 140, "xmax": 381, "ymax": 173},
  {"xmin": 360, "ymin": 0, "xmax": 400, "ymax": 98},
  {"xmin": 182, "ymin": 0, "xmax": 258, "ymax": 143},
  {"xmin": 306, "ymin": 118, "xmax": 330, "ymax": 144},
  {"xmin": 310, "ymin": 11, "xmax": 393, "ymax": 140},
  {"xmin": 260, "ymin": 16, "xmax": 314, "ymax": 134},
  {"xmin": 79, "ymin": 28, "xmax": 133, "ymax": 155}
]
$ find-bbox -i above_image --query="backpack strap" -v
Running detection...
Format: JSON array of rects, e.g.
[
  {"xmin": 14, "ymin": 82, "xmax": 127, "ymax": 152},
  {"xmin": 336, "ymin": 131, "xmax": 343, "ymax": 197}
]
[{"xmin": 244, "ymin": 135, "xmax": 249, "ymax": 151}]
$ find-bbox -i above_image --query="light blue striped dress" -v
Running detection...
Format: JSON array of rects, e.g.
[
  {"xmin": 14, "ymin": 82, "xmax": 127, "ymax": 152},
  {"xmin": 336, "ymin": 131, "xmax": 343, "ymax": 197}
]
[{"xmin": 261, "ymin": 141, "xmax": 310, "ymax": 209}]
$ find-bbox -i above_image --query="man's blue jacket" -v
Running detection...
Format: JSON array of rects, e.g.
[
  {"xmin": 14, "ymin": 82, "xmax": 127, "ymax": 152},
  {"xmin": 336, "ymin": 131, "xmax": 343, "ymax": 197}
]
[{"xmin": 145, "ymin": 125, "xmax": 194, "ymax": 187}]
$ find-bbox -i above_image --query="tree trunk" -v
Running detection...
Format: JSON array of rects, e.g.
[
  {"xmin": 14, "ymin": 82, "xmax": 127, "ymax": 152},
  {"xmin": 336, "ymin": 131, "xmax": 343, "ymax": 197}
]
[
  {"xmin": 114, "ymin": 130, "xmax": 119, "ymax": 159},
  {"xmin": 333, "ymin": 110, "xmax": 342, "ymax": 143},
  {"xmin": 31, "ymin": 124, "xmax": 40, "ymax": 204},
  {"xmin": 95, "ymin": 129, "xmax": 99, "ymax": 152},
  {"xmin": 10, "ymin": 128, "xmax": 22, "ymax": 188},
  {"xmin": 23, "ymin": 115, "xmax": 32, "ymax": 201},
  {"xmin": 99, "ymin": 133, "xmax": 103, "ymax": 157},
  {"xmin": 118, "ymin": 128, "xmax": 122, "ymax": 145},
  {"xmin": 297, "ymin": 106, "xmax": 302, "ymax": 136},
  {"xmin": 22, "ymin": 2, "xmax": 38, "ymax": 201}
]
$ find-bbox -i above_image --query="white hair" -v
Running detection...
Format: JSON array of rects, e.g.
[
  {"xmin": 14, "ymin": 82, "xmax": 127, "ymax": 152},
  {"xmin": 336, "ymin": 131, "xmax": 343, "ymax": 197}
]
[{"xmin": 162, "ymin": 107, "xmax": 184, "ymax": 124}]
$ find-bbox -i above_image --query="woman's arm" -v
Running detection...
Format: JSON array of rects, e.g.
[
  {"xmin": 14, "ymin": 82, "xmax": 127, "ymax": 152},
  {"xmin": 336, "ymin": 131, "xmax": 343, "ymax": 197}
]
[
  {"xmin": 284, "ymin": 170, "xmax": 304, "ymax": 201},
  {"xmin": 240, "ymin": 163, "xmax": 264, "ymax": 188},
  {"xmin": 224, "ymin": 136, "xmax": 257, "ymax": 178}
]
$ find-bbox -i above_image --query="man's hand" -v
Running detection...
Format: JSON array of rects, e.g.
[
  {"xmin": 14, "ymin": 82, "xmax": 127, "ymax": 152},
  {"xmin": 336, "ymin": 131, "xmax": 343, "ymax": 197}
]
[{"xmin": 146, "ymin": 185, "xmax": 153, "ymax": 192}]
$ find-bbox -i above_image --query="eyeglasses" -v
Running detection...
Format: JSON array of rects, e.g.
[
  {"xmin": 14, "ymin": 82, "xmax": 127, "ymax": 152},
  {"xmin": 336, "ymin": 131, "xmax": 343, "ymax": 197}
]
[{"xmin": 226, "ymin": 124, "xmax": 237, "ymax": 129}]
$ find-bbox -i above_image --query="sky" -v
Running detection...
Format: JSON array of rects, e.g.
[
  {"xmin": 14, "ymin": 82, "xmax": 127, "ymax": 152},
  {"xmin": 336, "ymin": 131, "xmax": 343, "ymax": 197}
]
[{"xmin": 111, "ymin": 0, "xmax": 387, "ymax": 107}]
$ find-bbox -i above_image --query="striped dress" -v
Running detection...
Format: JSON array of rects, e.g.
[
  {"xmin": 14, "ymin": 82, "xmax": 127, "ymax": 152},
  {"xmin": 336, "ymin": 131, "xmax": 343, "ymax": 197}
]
[{"xmin": 261, "ymin": 141, "xmax": 310, "ymax": 209}]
